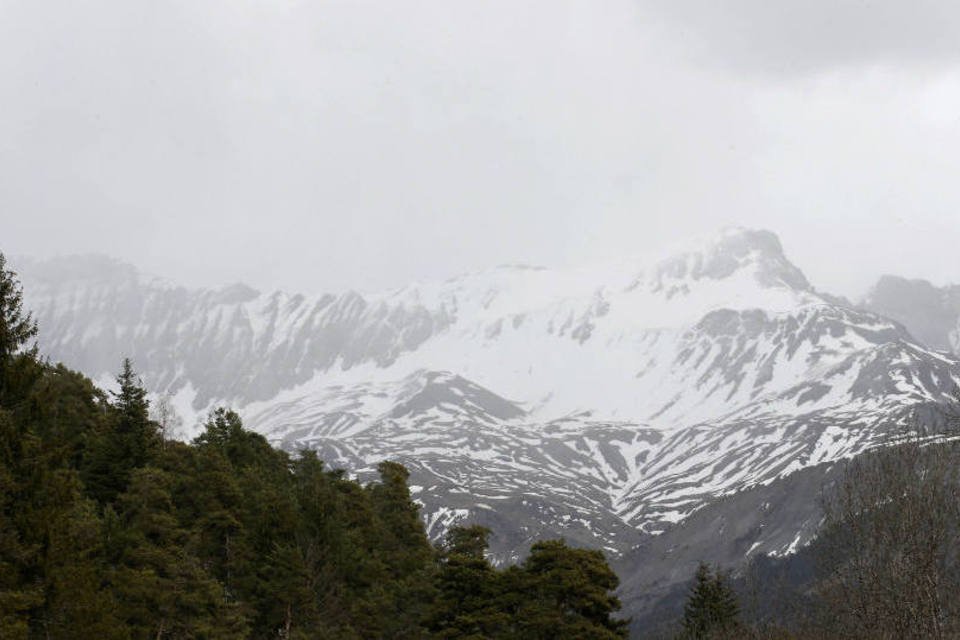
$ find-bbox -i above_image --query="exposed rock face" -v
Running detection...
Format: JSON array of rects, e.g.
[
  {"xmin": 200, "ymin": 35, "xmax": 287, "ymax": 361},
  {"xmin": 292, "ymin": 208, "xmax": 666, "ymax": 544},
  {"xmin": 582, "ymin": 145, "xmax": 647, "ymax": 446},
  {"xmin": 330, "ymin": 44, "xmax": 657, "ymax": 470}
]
[
  {"xmin": 863, "ymin": 274, "xmax": 960, "ymax": 354},
  {"xmin": 13, "ymin": 228, "xmax": 960, "ymax": 620}
]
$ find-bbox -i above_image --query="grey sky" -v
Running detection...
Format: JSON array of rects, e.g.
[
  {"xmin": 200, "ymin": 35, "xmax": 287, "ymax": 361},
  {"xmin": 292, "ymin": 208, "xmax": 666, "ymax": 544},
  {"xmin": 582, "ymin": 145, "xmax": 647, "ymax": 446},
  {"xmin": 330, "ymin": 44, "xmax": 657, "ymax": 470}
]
[{"xmin": 3, "ymin": 0, "xmax": 960, "ymax": 298}]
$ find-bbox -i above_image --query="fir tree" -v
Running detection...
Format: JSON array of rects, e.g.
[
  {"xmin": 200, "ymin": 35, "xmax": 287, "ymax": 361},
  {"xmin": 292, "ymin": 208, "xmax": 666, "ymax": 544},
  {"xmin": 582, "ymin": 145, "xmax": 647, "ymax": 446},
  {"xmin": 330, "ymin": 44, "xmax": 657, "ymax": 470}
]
[
  {"xmin": 195, "ymin": 407, "xmax": 279, "ymax": 471},
  {"xmin": 369, "ymin": 461, "xmax": 435, "ymax": 578},
  {"xmin": 0, "ymin": 253, "xmax": 39, "ymax": 414},
  {"xmin": 262, "ymin": 542, "xmax": 319, "ymax": 640},
  {"xmin": 36, "ymin": 480, "xmax": 125, "ymax": 639},
  {"xmin": 445, "ymin": 524, "xmax": 491, "ymax": 560},
  {"xmin": 0, "ymin": 261, "xmax": 651, "ymax": 640},
  {"xmin": 111, "ymin": 358, "xmax": 156, "ymax": 469},
  {"xmin": 0, "ymin": 253, "xmax": 37, "ymax": 375},
  {"xmin": 427, "ymin": 525, "xmax": 510, "ymax": 638},
  {"xmin": 367, "ymin": 461, "xmax": 436, "ymax": 638},
  {"xmin": 514, "ymin": 539, "xmax": 629, "ymax": 639},
  {"xmin": 83, "ymin": 359, "xmax": 158, "ymax": 503},
  {"xmin": 0, "ymin": 411, "xmax": 41, "ymax": 640},
  {"xmin": 681, "ymin": 562, "xmax": 741, "ymax": 639},
  {"xmin": 110, "ymin": 467, "xmax": 248, "ymax": 639}
]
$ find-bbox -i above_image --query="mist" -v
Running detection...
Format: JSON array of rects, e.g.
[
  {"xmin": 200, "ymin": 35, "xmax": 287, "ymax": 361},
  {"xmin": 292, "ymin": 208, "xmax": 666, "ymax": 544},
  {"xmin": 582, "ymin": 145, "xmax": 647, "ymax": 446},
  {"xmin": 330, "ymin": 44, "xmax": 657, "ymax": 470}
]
[{"xmin": 4, "ymin": 0, "xmax": 960, "ymax": 298}]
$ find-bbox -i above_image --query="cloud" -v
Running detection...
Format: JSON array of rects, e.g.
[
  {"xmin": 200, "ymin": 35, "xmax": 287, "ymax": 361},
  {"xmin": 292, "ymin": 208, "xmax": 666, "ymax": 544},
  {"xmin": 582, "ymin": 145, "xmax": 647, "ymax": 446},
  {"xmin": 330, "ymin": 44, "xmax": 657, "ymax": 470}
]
[
  {"xmin": 2, "ymin": 0, "xmax": 960, "ymax": 299},
  {"xmin": 641, "ymin": 0, "xmax": 960, "ymax": 75}
]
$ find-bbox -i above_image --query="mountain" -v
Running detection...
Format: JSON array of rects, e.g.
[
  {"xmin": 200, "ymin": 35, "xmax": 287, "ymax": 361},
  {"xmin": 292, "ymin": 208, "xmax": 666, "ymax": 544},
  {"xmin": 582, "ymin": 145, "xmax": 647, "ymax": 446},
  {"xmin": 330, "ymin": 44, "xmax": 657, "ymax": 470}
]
[
  {"xmin": 862, "ymin": 274, "xmax": 960, "ymax": 355},
  {"xmin": 14, "ymin": 228, "xmax": 960, "ymax": 614}
]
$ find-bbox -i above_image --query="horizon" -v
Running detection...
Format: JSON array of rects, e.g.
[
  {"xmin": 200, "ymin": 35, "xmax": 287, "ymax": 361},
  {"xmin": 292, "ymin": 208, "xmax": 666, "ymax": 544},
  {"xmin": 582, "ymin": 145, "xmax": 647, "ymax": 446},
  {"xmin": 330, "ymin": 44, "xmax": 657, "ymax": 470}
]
[
  {"xmin": 9, "ymin": 225, "xmax": 957, "ymax": 302},
  {"xmin": 6, "ymin": 1, "xmax": 960, "ymax": 299}
]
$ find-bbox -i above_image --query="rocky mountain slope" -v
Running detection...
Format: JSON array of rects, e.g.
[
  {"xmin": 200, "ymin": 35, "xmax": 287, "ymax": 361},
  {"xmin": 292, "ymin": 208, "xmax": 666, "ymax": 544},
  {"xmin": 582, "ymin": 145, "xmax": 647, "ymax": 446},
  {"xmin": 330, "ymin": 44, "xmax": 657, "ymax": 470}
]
[
  {"xmin": 862, "ymin": 274, "xmax": 960, "ymax": 355},
  {"xmin": 14, "ymin": 228, "xmax": 960, "ymax": 591}
]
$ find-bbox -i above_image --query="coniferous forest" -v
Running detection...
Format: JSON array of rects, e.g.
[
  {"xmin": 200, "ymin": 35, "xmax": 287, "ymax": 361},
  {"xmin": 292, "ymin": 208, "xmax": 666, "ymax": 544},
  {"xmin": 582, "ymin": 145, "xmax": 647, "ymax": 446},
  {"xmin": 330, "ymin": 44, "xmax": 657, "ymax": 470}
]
[
  {"xmin": 0, "ymin": 254, "xmax": 629, "ymax": 638},
  {"xmin": 5, "ymin": 245, "xmax": 960, "ymax": 640}
]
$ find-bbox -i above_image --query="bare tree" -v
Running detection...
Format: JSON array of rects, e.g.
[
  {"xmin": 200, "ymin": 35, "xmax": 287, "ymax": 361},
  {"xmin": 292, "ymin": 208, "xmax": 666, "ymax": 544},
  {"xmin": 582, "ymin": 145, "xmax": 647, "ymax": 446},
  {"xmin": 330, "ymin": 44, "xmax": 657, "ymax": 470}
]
[
  {"xmin": 813, "ymin": 411, "xmax": 960, "ymax": 639},
  {"xmin": 151, "ymin": 394, "xmax": 184, "ymax": 446}
]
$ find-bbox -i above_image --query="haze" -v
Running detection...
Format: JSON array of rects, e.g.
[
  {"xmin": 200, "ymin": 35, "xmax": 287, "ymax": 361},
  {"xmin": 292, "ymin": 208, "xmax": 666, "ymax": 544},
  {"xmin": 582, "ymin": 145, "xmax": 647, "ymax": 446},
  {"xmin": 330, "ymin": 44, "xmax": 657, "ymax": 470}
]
[{"xmin": 4, "ymin": 0, "xmax": 960, "ymax": 298}]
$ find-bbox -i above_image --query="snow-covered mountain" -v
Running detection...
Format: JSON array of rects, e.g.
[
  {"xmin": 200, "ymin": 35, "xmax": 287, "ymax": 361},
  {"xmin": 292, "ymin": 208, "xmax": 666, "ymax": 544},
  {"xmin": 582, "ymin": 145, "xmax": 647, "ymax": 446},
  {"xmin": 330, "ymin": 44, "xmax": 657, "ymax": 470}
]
[
  {"xmin": 863, "ymin": 274, "xmax": 960, "ymax": 355},
  {"xmin": 14, "ymin": 229, "xmax": 960, "ymax": 572}
]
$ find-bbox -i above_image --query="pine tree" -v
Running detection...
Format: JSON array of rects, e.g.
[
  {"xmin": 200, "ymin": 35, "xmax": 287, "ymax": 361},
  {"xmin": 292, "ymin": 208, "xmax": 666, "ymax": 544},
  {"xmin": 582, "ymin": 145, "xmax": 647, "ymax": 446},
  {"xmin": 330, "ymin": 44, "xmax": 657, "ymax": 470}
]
[
  {"xmin": 0, "ymin": 260, "xmax": 650, "ymax": 640},
  {"xmin": 262, "ymin": 541, "xmax": 320, "ymax": 640},
  {"xmin": 444, "ymin": 525, "xmax": 491, "ymax": 560},
  {"xmin": 514, "ymin": 539, "xmax": 629, "ymax": 639},
  {"xmin": 681, "ymin": 563, "xmax": 741, "ymax": 639},
  {"xmin": 110, "ymin": 467, "xmax": 248, "ymax": 639},
  {"xmin": 195, "ymin": 407, "xmax": 276, "ymax": 469},
  {"xmin": 111, "ymin": 358, "xmax": 156, "ymax": 469},
  {"xmin": 367, "ymin": 461, "xmax": 436, "ymax": 638},
  {"xmin": 369, "ymin": 462, "xmax": 434, "ymax": 575},
  {"xmin": 427, "ymin": 525, "xmax": 510, "ymax": 638},
  {"xmin": 1, "ymin": 370, "xmax": 123, "ymax": 639},
  {"xmin": 83, "ymin": 359, "xmax": 158, "ymax": 503},
  {"xmin": 172, "ymin": 443, "xmax": 247, "ymax": 602},
  {"xmin": 36, "ymin": 479, "xmax": 125, "ymax": 639},
  {"xmin": 0, "ymin": 254, "xmax": 37, "ymax": 372},
  {"xmin": 0, "ymin": 254, "xmax": 38, "ymax": 406},
  {"xmin": 0, "ymin": 411, "xmax": 42, "ymax": 640},
  {"xmin": 310, "ymin": 463, "xmax": 393, "ymax": 637}
]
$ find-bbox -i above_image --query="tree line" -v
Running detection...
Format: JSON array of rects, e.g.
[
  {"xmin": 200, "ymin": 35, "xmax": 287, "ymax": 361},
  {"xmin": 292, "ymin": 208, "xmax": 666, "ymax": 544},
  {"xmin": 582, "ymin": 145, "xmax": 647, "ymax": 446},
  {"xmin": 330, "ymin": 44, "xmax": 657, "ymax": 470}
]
[
  {"xmin": 0, "ymin": 253, "xmax": 628, "ymax": 639},
  {"xmin": 6, "ymin": 249, "xmax": 960, "ymax": 639},
  {"xmin": 666, "ymin": 423, "xmax": 960, "ymax": 640}
]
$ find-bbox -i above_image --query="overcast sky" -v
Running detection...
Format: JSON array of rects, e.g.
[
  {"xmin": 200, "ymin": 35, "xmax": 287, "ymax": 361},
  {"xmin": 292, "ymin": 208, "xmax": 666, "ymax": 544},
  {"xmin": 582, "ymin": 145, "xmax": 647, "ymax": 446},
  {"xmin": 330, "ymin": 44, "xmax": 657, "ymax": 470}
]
[{"xmin": 4, "ymin": 0, "xmax": 960, "ymax": 297}]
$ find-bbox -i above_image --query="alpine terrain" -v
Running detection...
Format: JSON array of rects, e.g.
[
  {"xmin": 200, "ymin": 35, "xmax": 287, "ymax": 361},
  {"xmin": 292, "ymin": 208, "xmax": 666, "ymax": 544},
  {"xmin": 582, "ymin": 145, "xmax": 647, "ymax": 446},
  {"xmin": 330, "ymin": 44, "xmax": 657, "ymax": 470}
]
[{"xmin": 15, "ymin": 228, "xmax": 960, "ymax": 622}]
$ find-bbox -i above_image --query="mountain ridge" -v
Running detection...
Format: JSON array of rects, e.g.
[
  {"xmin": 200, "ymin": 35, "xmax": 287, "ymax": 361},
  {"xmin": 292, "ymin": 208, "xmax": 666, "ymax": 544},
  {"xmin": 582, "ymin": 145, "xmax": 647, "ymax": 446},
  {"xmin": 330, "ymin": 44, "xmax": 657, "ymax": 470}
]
[
  {"xmin": 862, "ymin": 273, "xmax": 960, "ymax": 354},
  {"xmin": 12, "ymin": 229, "xmax": 960, "ymax": 581}
]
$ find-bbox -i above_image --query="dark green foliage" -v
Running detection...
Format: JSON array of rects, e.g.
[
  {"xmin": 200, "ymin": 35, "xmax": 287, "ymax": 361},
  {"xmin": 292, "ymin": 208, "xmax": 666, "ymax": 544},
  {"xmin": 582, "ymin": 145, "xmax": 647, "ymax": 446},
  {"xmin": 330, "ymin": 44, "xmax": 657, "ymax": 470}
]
[
  {"xmin": 513, "ymin": 539, "xmax": 629, "ymax": 639},
  {"xmin": 681, "ymin": 563, "xmax": 742, "ymax": 639},
  {"xmin": 109, "ymin": 467, "xmax": 247, "ymax": 638},
  {"xmin": 111, "ymin": 359, "xmax": 157, "ymax": 467},
  {"xmin": 83, "ymin": 359, "xmax": 159, "ymax": 504},
  {"xmin": 445, "ymin": 524, "xmax": 491, "ymax": 560},
  {"xmin": 427, "ymin": 530, "xmax": 629, "ymax": 640},
  {"xmin": 0, "ymin": 253, "xmax": 37, "ymax": 374},
  {"xmin": 0, "ymin": 363, "xmax": 630, "ymax": 640},
  {"xmin": 0, "ymin": 257, "xmax": 629, "ymax": 639},
  {"xmin": 0, "ymin": 411, "xmax": 43, "ymax": 640},
  {"xmin": 427, "ymin": 525, "xmax": 509, "ymax": 638}
]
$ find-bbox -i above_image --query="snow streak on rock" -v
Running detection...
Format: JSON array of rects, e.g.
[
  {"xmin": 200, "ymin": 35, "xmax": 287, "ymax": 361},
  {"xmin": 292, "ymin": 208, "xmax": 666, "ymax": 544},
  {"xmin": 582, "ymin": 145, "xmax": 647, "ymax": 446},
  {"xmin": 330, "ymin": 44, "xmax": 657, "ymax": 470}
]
[{"xmin": 17, "ymin": 228, "xmax": 960, "ymax": 561}]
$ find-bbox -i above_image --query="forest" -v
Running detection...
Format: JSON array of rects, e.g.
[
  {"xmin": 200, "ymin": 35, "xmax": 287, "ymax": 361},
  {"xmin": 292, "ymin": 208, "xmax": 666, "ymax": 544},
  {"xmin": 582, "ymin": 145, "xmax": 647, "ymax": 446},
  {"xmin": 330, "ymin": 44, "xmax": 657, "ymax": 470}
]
[
  {"xmin": 3, "ymin": 245, "xmax": 960, "ymax": 640},
  {"xmin": 0, "ymin": 252, "xmax": 628, "ymax": 638}
]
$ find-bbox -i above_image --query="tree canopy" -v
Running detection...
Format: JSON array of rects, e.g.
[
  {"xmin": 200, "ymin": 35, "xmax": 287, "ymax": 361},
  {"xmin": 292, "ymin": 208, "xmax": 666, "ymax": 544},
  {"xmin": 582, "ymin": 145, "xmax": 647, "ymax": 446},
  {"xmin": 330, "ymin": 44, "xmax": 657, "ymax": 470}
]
[{"xmin": 0, "ymin": 252, "xmax": 628, "ymax": 639}]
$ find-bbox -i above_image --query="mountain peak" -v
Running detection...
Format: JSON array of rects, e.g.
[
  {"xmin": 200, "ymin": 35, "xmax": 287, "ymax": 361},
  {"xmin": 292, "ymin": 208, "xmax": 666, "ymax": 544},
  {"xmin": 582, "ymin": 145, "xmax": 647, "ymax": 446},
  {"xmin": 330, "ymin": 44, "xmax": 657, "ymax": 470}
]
[
  {"xmin": 862, "ymin": 274, "xmax": 960, "ymax": 353},
  {"xmin": 652, "ymin": 228, "xmax": 811, "ymax": 293},
  {"xmin": 14, "ymin": 253, "xmax": 141, "ymax": 287}
]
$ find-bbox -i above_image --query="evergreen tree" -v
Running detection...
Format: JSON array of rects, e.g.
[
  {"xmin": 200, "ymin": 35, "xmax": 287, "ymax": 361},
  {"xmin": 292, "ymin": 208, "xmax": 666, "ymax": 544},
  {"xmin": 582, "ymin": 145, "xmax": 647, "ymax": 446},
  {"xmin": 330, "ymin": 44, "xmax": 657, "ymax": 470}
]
[
  {"xmin": 0, "ymin": 262, "xmax": 650, "ymax": 640},
  {"xmin": 287, "ymin": 451, "xmax": 365, "ymax": 637},
  {"xmin": 514, "ymin": 539, "xmax": 629, "ymax": 639},
  {"xmin": 261, "ymin": 541, "xmax": 319, "ymax": 640},
  {"xmin": 0, "ymin": 365, "xmax": 122, "ymax": 639},
  {"xmin": 111, "ymin": 358, "xmax": 157, "ymax": 469},
  {"xmin": 36, "ymin": 479, "xmax": 125, "ymax": 639},
  {"xmin": 427, "ymin": 525, "xmax": 510, "ymax": 638},
  {"xmin": 317, "ymin": 467, "xmax": 394, "ymax": 637},
  {"xmin": 681, "ymin": 562, "xmax": 742, "ymax": 639},
  {"xmin": 83, "ymin": 359, "xmax": 158, "ymax": 503},
  {"xmin": 367, "ymin": 461, "xmax": 436, "ymax": 638},
  {"xmin": 170, "ymin": 442, "xmax": 247, "ymax": 602},
  {"xmin": 193, "ymin": 407, "xmax": 274, "ymax": 470},
  {"xmin": 369, "ymin": 461, "xmax": 435, "ymax": 578},
  {"xmin": 0, "ymin": 253, "xmax": 37, "ymax": 378},
  {"xmin": 445, "ymin": 524, "xmax": 491, "ymax": 560},
  {"xmin": 0, "ymin": 410, "xmax": 41, "ymax": 640},
  {"xmin": 110, "ymin": 467, "xmax": 248, "ymax": 639}
]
